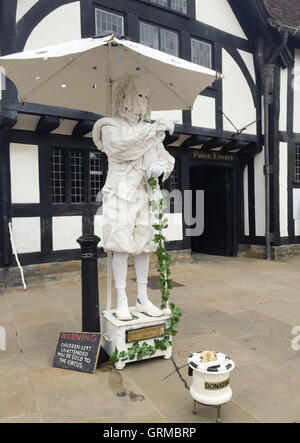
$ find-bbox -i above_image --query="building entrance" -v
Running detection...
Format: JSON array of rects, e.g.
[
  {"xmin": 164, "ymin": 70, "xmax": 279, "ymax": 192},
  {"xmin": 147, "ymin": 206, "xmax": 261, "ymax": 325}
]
[{"xmin": 190, "ymin": 165, "xmax": 237, "ymax": 256}]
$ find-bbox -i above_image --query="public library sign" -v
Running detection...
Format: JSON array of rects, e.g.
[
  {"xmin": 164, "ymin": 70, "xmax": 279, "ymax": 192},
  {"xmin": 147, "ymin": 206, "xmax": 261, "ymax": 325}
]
[{"xmin": 192, "ymin": 151, "xmax": 236, "ymax": 162}]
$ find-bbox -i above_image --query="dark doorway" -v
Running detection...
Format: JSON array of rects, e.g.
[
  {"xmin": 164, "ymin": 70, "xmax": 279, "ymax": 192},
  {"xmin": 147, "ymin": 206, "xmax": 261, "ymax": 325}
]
[{"xmin": 190, "ymin": 165, "xmax": 237, "ymax": 256}]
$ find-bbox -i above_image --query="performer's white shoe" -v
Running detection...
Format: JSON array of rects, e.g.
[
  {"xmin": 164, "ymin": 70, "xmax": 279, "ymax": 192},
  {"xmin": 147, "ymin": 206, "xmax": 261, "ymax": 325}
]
[
  {"xmin": 135, "ymin": 300, "xmax": 164, "ymax": 317},
  {"xmin": 116, "ymin": 306, "xmax": 132, "ymax": 321}
]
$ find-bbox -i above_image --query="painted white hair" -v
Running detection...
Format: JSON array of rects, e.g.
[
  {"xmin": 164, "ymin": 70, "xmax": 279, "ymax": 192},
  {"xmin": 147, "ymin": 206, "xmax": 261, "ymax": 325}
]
[{"xmin": 112, "ymin": 76, "xmax": 151, "ymax": 121}]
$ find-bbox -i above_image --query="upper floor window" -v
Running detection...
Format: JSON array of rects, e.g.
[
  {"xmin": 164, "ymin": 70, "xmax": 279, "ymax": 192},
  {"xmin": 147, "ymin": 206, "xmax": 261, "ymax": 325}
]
[
  {"xmin": 95, "ymin": 8, "xmax": 124, "ymax": 37},
  {"xmin": 140, "ymin": 22, "xmax": 179, "ymax": 56},
  {"xmin": 150, "ymin": 0, "xmax": 187, "ymax": 14},
  {"xmin": 191, "ymin": 38, "xmax": 212, "ymax": 69},
  {"xmin": 295, "ymin": 145, "xmax": 300, "ymax": 183}
]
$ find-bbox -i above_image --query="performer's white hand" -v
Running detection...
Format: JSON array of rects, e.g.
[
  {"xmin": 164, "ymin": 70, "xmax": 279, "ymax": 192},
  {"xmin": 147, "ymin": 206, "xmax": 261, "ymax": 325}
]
[
  {"xmin": 147, "ymin": 162, "xmax": 164, "ymax": 178},
  {"xmin": 165, "ymin": 120, "xmax": 175, "ymax": 135}
]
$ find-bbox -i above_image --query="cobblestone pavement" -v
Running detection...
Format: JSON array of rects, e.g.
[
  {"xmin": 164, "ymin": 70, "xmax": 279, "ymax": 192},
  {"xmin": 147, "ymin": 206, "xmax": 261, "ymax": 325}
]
[{"xmin": 1, "ymin": 254, "xmax": 300, "ymax": 423}]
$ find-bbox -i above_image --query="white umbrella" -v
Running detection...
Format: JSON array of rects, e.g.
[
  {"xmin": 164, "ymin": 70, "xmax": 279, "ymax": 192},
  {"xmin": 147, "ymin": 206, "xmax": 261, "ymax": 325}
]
[{"xmin": 0, "ymin": 34, "xmax": 221, "ymax": 115}]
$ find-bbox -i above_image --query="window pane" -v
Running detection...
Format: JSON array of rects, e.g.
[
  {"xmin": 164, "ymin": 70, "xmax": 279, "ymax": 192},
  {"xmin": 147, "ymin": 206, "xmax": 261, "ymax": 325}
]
[
  {"xmin": 295, "ymin": 146, "xmax": 300, "ymax": 183},
  {"xmin": 191, "ymin": 39, "xmax": 212, "ymax": 69},
  {"xmin": 70, "ymin": 150, "xmax": 85, "ymax": 203},
  {"xmin": 140, "ymin": 22, "xmax": 159, "ymax": 50},
  {"xmin": 170, "ymin": 0, "xmax": 187, "ymax": 14},
  {"xmin": 90, "ymin": 152, "xmax": 104, "ymax": 203},
  {"xmin": 51, "ymin": 148, "xmax": 65, "ymax": 203},
  {"xmin": 160, "ymin": 28, "xmax": 178, "ymax": 56},
  {"xmin": 95, "ymin": 8, "xmax": 124, "ymax": 37},
  {"xmin": 169, "ymin": 159, "xmax": 181, "ymax": 192},
  {"xmin": 151, "ymin": 0, "xmax": 168, "ymax": 6}
]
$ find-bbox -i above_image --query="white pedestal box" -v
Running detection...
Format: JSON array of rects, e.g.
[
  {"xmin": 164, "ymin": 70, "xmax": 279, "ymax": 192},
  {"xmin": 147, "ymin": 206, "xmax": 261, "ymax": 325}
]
[
  {"xmin": 101, "ymin": 308, "xmax": 173, "ymax": 370},
  {"xmin": 188, "ymin": 351, "xmax": 235, "ymax": 423}
]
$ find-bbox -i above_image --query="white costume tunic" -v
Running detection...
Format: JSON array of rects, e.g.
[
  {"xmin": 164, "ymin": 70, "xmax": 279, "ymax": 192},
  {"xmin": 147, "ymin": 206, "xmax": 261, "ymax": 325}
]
[{"xmin": 92, "ymin": 117, "xmax": 175, "ymax": 255}]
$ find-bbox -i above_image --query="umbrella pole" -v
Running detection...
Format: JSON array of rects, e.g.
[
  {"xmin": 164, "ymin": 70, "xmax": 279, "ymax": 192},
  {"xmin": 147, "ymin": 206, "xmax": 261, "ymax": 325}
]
[{"xmin": 106, "ymin": 38, "xmax": 113, "ymax": 312}]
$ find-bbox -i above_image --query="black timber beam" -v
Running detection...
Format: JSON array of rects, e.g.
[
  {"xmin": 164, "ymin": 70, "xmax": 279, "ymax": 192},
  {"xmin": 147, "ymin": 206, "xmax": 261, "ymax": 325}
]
[
  {"xmin": 221, "ymin": 140, "xmax": 245, "ymax": 153},
  {"xmin": 239, "ymin": 142, "xmax": 259, "ymax": 156},
  {"xmin": 201, "ymin": 138, "xmax": 229, "ymax": 152},
  {"xmin": 164, "ymin": 132, "xmax": 180, "ymax": 146},
  {"xmin": 181, "ymin": 135, "xmax": 211, "ymax": 148},
  {"xmin": 36, "ymin": 115, "xmax": 60, "ymax": 135},
  {"xmin": 72, "ymin": 120, "xmax": 95, "ymax": 137}
]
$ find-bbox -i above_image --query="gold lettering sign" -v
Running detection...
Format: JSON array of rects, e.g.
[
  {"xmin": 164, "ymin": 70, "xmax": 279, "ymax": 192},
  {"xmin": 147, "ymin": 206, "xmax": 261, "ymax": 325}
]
[
  {"xmin": 205, "ymin": 378, "xmax": 230, "ymax": 391},
  {"xmin": 126, "ymin": 324, "xmax": 166, "ymax": 343},
  {"xmin": 193, "ymin": 151, "xmax": 235, "ymax": 162}
]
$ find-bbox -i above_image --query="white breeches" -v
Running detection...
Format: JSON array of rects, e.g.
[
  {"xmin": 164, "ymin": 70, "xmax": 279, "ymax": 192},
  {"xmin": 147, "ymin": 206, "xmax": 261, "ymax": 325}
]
[{"xmin": 102, "ymin": 184, "xmax": 156, "ymax": 255}]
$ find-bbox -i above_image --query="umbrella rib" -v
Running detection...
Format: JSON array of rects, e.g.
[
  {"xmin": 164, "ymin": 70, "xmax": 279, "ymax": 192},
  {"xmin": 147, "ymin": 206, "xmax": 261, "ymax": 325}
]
[
  {"xmin": 125, "ymin": 48, "xmax": 192, "ymax": 110},
  {"xmin": 19, "ymin": 50, "xmax": 88, "ymax": 102}
]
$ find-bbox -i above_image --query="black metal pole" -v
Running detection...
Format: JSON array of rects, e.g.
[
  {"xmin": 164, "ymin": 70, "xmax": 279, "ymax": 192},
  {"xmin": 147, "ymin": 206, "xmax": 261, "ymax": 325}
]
[
  {"xmin": 77, "ymin": 234, "xmax": 101, "ymax": 332},
  {"xmin": 77, "ymin": 234, "xmax": 109, "ymax": 364}
]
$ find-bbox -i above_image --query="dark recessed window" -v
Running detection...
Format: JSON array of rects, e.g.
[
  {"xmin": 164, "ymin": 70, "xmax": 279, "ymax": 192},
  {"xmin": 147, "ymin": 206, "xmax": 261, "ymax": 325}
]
[
  {"xmin": 51, "ymin": 148, "xmax": 105, "ymax": 204},
  {"xmin": 90, "ymin": 152, "xmax": 104, "ymax": 203},
  {"xmin": 95, "ymin": 8, "xmax": 124, "ymax": 37},
  {"xmin": 191, "ymin": 38, "xmax": 212, "ymax": 69},
  {"xmin": 150, "ymin": 0, "xmax": 187, "ymax": 14},
  {"xmin": 169, "ymin": 158, "xmax": 181, "ymax": 192},
  {"xmin": 140, "ymin": 22, "xmax": 179, "ymax": 56},
  {"xmin": 70, "ymin": 150, "xmax": 85, "ymax": 203},
  {"xmin": 51, "ymin": 148, "xmax": 65, "ymax": 203},
  {"xmin": 295, "ymin": 145, "xmax": 300, "ymax": 183}
]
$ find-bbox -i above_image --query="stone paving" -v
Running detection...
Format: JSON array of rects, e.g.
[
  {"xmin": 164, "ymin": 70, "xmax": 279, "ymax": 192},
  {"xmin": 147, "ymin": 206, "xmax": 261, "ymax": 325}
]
[{"xmin": 1, "ymin": 254, "xmax": 300, "ymax": 423}]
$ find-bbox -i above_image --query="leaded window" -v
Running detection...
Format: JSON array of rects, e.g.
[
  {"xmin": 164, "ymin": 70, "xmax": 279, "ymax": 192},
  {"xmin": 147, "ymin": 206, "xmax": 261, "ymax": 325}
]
[
  {"xmin": 95, "ymin": 8, "xmax": 124, "ymax": 37},
  {"xmin": 51, "ymin": 148, "xmax": 65, "ymax": 203},
  {"xmin": 51, "ymin": 148, "xmax": 105, "ymax": 204},
  {"xmin": 170, "ymin": 0, "xmax": 187, "ymax": 13},
  {"xmin": 169, "ymin": 159, "xmax": 181, "ymax": 192},
  {"xmin": 70, "ymin": 150, "xmax": 85, "ymax": 203},
  {"xmin": 140, "ymin": 22, "xmax": 179, "ymax": 56},
  {"xmin": 90, "ymin": 152, "xmax": 104, "ymax": 203},
  {"xmin": 191, "ymin": 38, "xmax": 212, "ymax": 69},
  {"xmin": 295, "ymin": 145, "xmax": 300, "ymax": 183},
  {"xmin": 150, "ymin": 0, "xmax": 187, "ymax": 14}
]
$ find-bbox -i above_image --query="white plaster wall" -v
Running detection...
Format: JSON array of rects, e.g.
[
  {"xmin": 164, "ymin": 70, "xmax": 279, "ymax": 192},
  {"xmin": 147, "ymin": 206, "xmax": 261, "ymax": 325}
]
[
  {"xmin": 191, "ymin": 95, "xmax": 215, "ymax": 128},
  {"xmin": 24, "ymin": 2, "xmax": 81, "ymax": 51},
  {"xmin": 10, "ymin": 143, "xmax": 40, "ymax": 204},
  {"xmin": 16, "ymin": 0, "xmax": 39, "ymax": 22},
  {"xmin": 254, "ymin": 149, "xmax": 266, "ymax": 236},
  {"xmin": 11, "ymin": 217, "xmax": 41, "ymax": 253},
  {"xmin": 151, "ymin": 110, "xmax": 182, "ymax": 124},
  {"xmin": 293, "ymin": 49, "xmax": 300, "ymax": 133},
  {"xmin": 280, "ymin": 68, "xmax": 288, "ymax": 132},
  {"xmin": 243, "ymin": 165, "xmax": 249, "ymax": 236},
  {"xmin": 52, "ymin": 216, "xmax": 82, "ymax": 250},
  {"xmin": 279, "ymin": 142, "xmax": 288, "ymax": 237},
  {"xmin": 238, "ymin": 50, "xmax": 256, "ymax": 84},
  {"xmin": 195, "ymin": 0, "xmax": 247, "ymax": 39},
  {"xmin": 222, "ymin": 49, "xmax": 256, "ymax": 135}
]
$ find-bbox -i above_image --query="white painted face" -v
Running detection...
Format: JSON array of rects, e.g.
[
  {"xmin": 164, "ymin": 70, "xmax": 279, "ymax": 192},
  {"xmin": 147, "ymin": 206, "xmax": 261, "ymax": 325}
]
[{"xmin": 113, "ymin": 76, "xmax": 151, "ymax": 122}]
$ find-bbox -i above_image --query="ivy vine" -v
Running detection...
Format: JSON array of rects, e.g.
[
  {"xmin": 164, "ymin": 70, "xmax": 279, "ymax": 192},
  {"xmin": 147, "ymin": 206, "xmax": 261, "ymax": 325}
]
[{"xmin": 110, "ymin": 178, "xmax": 182, "ymax": 364}]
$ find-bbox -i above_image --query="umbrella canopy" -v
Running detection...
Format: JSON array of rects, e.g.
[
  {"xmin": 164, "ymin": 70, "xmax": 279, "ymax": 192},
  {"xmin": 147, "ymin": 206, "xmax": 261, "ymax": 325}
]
[{"xmin": 0, "ymin": 35, "xmax": 221, "ymax": 115}]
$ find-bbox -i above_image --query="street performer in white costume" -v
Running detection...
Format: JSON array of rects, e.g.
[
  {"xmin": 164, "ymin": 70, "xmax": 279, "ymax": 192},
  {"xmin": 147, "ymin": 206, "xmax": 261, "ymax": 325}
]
[{"xmin": 92, "ymin": 76, "xmax": 175, "ymax": 321}]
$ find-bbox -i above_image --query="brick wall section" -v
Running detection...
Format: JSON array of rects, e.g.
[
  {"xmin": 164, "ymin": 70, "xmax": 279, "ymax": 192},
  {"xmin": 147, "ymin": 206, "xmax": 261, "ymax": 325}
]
[{"xmin": 264, "ymin": 0, "xmax": 300, "ymax": 28}]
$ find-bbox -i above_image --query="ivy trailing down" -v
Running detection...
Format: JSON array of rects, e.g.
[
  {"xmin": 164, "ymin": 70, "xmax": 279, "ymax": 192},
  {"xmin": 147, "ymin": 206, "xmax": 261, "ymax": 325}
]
[{"xmin": 110, "ymin": 178, "xmax": 182, "ymax": 364}]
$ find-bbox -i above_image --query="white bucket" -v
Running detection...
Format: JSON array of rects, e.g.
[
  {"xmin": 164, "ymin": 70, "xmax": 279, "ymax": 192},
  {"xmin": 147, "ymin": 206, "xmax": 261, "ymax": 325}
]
[{"xmin": 188, "ymin": 351, "xmax": 235, "ymax": 406}]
